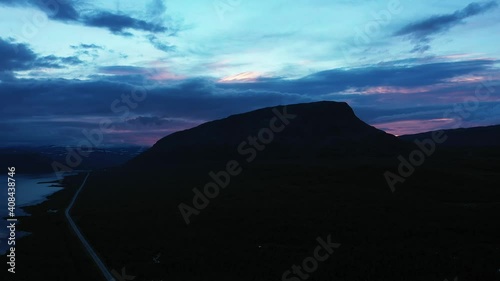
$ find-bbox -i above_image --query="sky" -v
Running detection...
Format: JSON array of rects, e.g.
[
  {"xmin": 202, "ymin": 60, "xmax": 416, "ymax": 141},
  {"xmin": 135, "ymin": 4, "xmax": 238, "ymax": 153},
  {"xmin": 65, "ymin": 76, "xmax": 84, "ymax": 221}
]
[{"xmin": 0, "ymin": 0, "xmax": 499, "ymax": 146}]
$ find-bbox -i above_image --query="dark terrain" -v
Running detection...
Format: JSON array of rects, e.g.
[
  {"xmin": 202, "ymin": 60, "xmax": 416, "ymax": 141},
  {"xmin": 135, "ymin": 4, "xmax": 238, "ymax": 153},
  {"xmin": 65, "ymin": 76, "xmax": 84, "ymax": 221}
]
[
  {"xmin": 400, "ymin": 125, "xmax": 500, "ymax": 147},
  {"xmin": 0, "ymin": 145, "xmax": 146, "ymax": 174},
  {"xmin": 3, "ymin": 101, "xmax": 500, "ymax": 280},
  {"xmin": 1, "ymin": 174, "xmax": 103, "ymax": 281}
]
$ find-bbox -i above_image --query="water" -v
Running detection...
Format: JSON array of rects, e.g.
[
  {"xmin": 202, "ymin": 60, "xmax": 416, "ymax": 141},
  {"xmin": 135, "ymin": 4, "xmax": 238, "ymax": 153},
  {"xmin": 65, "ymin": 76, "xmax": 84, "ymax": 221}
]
[{"xmin": 0, "ymin": 173, "xmax": 63, "ymax": 254}]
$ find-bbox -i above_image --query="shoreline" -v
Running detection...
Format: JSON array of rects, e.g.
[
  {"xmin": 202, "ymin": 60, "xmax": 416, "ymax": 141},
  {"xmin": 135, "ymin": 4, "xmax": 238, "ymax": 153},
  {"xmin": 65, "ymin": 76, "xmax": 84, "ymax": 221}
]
[
  {"xmin": 0, "ymin": 172, "xmax": 103, "ymax": 280},
  {"xmin": 37, "ymin": 180, "xmax": 65, "ymax": 188}
]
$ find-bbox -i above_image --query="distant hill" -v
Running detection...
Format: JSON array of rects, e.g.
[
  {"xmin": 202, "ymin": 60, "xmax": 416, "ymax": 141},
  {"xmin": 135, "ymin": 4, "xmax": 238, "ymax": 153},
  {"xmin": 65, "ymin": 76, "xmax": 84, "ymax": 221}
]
[
  {"xmin": 0, "ymin": 146, "xmax": 147, "ymax": 174},
  {"xmin": 0, "ymin": 151, "xmax": 53, "ymax": 174},
  {"xmin": 400, "ymin": 125, "xmax": 500, "ymax": 147},
  {"xmin": 128, "ymin": 101, "xmax": 405, "ymax": 169}
]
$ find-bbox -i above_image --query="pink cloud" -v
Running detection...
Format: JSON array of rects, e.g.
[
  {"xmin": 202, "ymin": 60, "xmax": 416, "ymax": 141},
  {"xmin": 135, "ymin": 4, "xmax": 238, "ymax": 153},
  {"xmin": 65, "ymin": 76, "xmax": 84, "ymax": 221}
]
[
  {"xmin": 351, "ymin": 73, "xmax": 499, "ymax": 96},
  {"xmin": 361, "ymin": 85, "xmax": 447, "ymax": 94},
  {"xmin": 436, "ymin": 53, "xmax": 497, "ymax": 62},
  {"xmin": 218, "ymin": 71, "xmax": 262, "ymax": 83},
  {"xmin": 372, "ymin": 118, "xmax": 456, "ymax": 136},
  {"xmin": 149, "ymin": 70, "xmax": 186, "ymax": 81},
  {"xmin": 438, "ymin": 53, "xmax": 476, "ymax": 60}
]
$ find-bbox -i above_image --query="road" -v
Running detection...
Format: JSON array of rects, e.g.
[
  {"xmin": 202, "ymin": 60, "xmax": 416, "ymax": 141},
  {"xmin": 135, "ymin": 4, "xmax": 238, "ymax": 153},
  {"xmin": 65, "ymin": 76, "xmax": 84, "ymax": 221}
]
[{"xmin": 65, "ymin": 172, "xmax": 116, "ymax": 281}]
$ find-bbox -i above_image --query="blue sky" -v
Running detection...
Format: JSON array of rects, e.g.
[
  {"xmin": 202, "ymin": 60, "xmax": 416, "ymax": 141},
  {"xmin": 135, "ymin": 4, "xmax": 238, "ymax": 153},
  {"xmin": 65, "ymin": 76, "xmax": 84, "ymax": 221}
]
[{"xmin": 1, "ymin": 0, "xmax": 499, "ymax": 145}]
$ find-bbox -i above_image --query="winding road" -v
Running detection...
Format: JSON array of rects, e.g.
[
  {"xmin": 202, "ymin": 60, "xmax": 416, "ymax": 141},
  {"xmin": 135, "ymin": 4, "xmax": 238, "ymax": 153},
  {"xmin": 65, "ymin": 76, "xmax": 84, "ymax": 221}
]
[{"xmin": 65, "ymin": 172, "xmax": 116, "ymax": 281}]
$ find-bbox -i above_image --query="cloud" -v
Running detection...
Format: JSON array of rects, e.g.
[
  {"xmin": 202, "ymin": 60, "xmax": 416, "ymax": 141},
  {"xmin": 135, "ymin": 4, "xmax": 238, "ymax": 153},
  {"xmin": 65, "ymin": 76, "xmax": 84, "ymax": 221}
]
[
  {"xmin": 147, "ymin": 0, "xmax": 167, "ymax": 22},
  {"xmin": 372, "ymin": 118, "xmax": 456, "ymax": 136},
  {"xmin": 0, "ymin": 0, "xmax": 182, "ymax": 37},
  {"xmin": 0, "ymin": 77, "xmax": 306, "ymax": 145},
  {"xmin": 146, "ymin": 34, "xmax": 176, "ymax": 53},
  {"xmin": 0, "ymin": 0, "xmax": 183, "ymax": 54},
  {"xmin": 1, "ymin": 56, "xmax": 498, "ymax": 145},
  {"xmin": 98, "ymin": 65, "xmax": 150, "ymax": 76},
  {"xmin": 219, "ymin": 72, "xmax": 262, "ymax": 83},
  {"xmin": 97, "ymin": 65, "xmax": 184, "ymax": 81},
  {"xmin": 0, "ymin": 38, "xmax": 83, "ymax": 79},
  {"xmin": 70, "ymin": 43, "xmax": 104, "ymax": 50},
  {"xmin": 60, "ymin": 56, "xmax": 83, "ymax": 65},
  {"xmin": 82, "ymin": 11, "xmax": 168, "ymax": 35},
  {"xmin": 394, "ymin": 1, "xmax": 498, "ymax": 53},
  {"xmin": 0, "ymin": 0, "xmax": 79, "ymax": 20},
  {"xmin": 0, "ymin": 38, "xmax": 37, "ymax": 72},
  {"xmin": 126, "ymin": 116, "xmax": 168, "ymax": 126},
  {"xmin": 219, "ymin": 58, "xmax": 497, "ymax": 96}
]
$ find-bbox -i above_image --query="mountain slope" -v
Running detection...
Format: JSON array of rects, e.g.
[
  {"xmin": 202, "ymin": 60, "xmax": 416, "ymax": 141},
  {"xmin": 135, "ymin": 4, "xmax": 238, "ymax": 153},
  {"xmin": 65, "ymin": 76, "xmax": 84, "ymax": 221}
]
[
  {"xmin": 70, "ymin": 101, "xmax": 500, "ymax": 281},
  {"xmin": 128, "ymin": 101, "xmax": 404, "ymax": 169},
  {"xmin": 400, "ymin": 125, "xmax": 500, "ymax": 147}
]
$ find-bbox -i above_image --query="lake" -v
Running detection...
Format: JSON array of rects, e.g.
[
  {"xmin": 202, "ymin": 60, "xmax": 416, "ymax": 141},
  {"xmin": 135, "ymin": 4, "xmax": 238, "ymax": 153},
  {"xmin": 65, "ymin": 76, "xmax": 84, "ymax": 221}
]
[{"xmin": 0, "ymin": 173, "xmax": 63, "ymax": 255}]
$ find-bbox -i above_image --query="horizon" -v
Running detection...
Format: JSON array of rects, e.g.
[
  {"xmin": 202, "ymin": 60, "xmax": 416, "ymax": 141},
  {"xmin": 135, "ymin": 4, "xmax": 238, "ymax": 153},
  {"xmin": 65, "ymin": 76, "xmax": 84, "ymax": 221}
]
[
  {"xmin": 2, "ymin": 100, "xmax": 500, "ymax": 148},
  {"xmin": 1, "ymin": 0, "xmax": 500, "ymax": 146}
]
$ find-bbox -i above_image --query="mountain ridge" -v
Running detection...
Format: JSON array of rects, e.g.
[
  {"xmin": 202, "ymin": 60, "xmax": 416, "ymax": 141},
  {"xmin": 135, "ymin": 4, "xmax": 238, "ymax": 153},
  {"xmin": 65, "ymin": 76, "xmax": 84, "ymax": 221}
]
[
  {"xmin": 400, "ymin": 124, "xmax": 500, "ymax": 147},
  {"xmin": 127, "ymin": 101, "xmax": 405, "ymax": 169}
]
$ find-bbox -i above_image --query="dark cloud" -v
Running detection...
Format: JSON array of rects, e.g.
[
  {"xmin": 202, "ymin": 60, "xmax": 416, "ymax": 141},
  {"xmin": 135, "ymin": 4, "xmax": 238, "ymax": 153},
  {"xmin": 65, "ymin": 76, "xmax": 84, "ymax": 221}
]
[
  {"xmin": 98, "ymin": 66, "xmax": 150, "ymax": 76},
  {"xmin": 70, "ymin": 43, "xmax": 104, "ymax": 50},
  {"xmin": 35, "ymin": 55, "xmax": 63, "ymax": 68},
  {"xmin": 0, "ymin": 0, "xmax": 182, "ymax": 53},
  {"xmin": 70, "ymin": 44, "xmax": 103, "ymax": 61},
  {"xmin": 60, "ymin": 56, "xmax": 83, "ymax": 65},
  {"xmin": 0, "ymin": 58, "xmax": 498, "ymax": 145},
  {"xmin": 219, "ymin": 59, "xmax": 497, "ymax": 95},
  {"xmin": 0, "ymin": 38, "xmax": 83, "ymax": 78},
  {"xmin": 0, "ymin": 38, "xmax": 37, "ymax": 72},
  {"xmin": 394, "ymin": 1, "xmax": 498, "ymax": 53},
  {"xmin": 146, "ymin": 35, "xmax": 176, "ymax": 53},
  {"xmin": 0, "ymin": 0, "xmax": 182, "ymax": 37},
  {"xmin": 35, "ymin": 0, "xmax": 79, "ymax": 20},
  {"xmin": 36, "ymin": 55, "xmax": 83, "ymax": 67},
  {"xmin": 0, "ymin": 0, "xmax": 79, "ymax": 20},
  {"xmin": 126, "ymin": 116, "xmax": 168, "ymax": 126},
  {"xmin": 82, "ymin": 11, "xmax": 168, "ymax": 35},
  {"xmin": 0, "ymin": 77, "xmax": 305, "ymax": 145}
]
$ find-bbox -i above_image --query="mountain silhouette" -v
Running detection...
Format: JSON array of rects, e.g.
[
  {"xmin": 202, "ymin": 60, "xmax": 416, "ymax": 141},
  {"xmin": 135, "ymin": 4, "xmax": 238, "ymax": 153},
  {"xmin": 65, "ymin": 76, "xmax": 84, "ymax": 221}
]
[
  {"xmin": 50, "ymin": 101, "xmax": 500, "ymax": 281},
  {"xmin": 400, "ymin": 125, "xmax": 500, "ymax": 147},
  {"xmin": 128, "ymin": 101, "xmax": 405, "ymax": 169}
]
